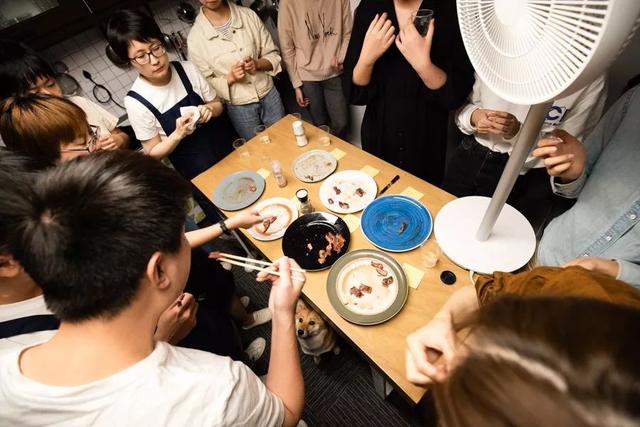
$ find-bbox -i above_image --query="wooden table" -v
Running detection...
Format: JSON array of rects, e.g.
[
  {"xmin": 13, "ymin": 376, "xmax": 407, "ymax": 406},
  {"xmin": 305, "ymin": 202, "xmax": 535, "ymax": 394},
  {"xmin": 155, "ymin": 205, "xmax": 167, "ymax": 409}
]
[{"xmin": 193, "ymin": 115, "xmax": 470, "ymax": 404}]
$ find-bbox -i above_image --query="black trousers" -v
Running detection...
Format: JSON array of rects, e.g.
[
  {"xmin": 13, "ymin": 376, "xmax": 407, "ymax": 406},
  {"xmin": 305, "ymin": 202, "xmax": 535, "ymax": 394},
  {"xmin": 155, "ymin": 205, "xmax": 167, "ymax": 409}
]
[{"xmin": 442, "ymin": 135, "xmax": 573, "ymax": 235}]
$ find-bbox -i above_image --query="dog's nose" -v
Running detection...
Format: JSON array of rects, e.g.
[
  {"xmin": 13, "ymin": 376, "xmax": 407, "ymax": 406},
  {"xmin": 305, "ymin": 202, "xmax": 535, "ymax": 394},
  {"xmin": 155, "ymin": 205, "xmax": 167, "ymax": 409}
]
[{"xmin": 297, "ymin": 329, "xmax": 304, "ymax": 336}]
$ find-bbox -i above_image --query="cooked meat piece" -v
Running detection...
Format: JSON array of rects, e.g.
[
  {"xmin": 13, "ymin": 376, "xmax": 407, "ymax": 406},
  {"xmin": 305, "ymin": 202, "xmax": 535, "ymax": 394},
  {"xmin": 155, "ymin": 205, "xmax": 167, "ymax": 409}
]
[
  {"xmin": 382, "ymin": 277, "xmax": 394, "ymax": 287},
  {"xmin": 359, "ymin": 284, "xmax": 373, "ymax": 294},
  {"xmin": 332, "ymin": 233, "xmax": 346, "ymax": 253},
  {"xmin": 305, "ymin": 175, "xmax": 314, "ymax": 181},
  {"xmin": 306, "ymin": 243, "xmax": 313, "ymax": 251},
  {"xmin": 262, "ymin": 216, "xmax": 277, "ymax": 232},
  {"xmin": 371, "ymin": 261, "xmax": 388, "ymax": 276},
  {"xmin": 355, "ymin": 187, "xmax": 365, "ymax": 197},
  {"xmin": 333, "ymin": 186, "xmax": 342, "ymax": 195},
  {"xmin": 350, "ymin": 286, "xmax": 364, "ymax": 298},
  {"xmin": 338, "ymin": 201, "xmax": 349, "ymax": 209},
  {"xmin": 248, "ymin": 184, "xmax": 257, "ymax": 192},
  {"xmin": 318, "ymin": 249, "xmax": 328, "ymax": 264},
  {"xmin": 399, "ymin": 221, "xmax": 408, "ymax": 234},
  {"xmin": 328, "ymin": 198, "xmax": 334, "ymax": 205}
]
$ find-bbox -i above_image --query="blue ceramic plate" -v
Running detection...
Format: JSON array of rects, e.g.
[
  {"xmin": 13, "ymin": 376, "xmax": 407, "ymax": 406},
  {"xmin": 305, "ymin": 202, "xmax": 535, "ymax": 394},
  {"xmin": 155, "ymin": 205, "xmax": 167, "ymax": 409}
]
[
  {"xmin": 361, "ymin": 195, "xmax": 432, "ymax": 252},
  {"xmin": 212, "ymin": 171, "xmax": 265, "ymax": 211}
]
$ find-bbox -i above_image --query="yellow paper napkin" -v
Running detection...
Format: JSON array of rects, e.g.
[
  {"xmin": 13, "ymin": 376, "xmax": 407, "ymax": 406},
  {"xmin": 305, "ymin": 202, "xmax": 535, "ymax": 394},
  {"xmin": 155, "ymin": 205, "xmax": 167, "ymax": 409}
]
[
  {"xmin": 402, "ymin": 263, "xmax": 425, "ymax": 289},
  {"xmin": 256, "ymin": 168, "xmax": 271, "ymax": 179},
  {"xmin": 343, "ymin": 214, "xmax": 360, "ymax": 233},
  {"xmin": 400, "ymin": 186, "xmax": 424, "ymax": 201},
  {"xmin": 360, "ymin": 165, "xmax": 380, "ymax": 177},
  {"xmin": 330, "ymin": 148, "xmax": 346, "ymax": 160}
]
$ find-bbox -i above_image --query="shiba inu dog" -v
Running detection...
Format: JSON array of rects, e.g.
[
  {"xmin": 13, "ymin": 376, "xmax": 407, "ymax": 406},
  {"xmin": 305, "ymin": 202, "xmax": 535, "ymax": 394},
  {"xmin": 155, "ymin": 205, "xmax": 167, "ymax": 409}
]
[{"xmin": 295, "ymin": 300, "xmax": 340, "ymax": 364}]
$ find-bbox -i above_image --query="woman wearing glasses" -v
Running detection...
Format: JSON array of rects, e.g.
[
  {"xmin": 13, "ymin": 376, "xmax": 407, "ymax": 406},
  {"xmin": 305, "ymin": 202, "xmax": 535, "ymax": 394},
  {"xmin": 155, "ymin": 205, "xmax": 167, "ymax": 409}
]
[
  {"xmin": 0, "ymin": 94, "xmax": 100, "ymax": 166},
  {"xmin": 106, "ymin": 9, "xmax": 236, "ymax": 183}
]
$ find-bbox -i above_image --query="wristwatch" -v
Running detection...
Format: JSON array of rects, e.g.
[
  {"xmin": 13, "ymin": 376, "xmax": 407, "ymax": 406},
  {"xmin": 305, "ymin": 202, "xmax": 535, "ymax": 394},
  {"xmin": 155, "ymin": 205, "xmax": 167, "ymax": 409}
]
[{"xmin": 218, "ymin": 220, "xmax": 231, "ymax": 235}]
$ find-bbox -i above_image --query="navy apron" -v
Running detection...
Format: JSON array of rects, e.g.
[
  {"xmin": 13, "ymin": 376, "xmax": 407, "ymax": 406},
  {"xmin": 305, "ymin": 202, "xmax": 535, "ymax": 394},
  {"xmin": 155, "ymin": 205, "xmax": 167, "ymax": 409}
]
[{"xmin": 127, "ymin": 62, "xmax": 236, "ymax": 220}]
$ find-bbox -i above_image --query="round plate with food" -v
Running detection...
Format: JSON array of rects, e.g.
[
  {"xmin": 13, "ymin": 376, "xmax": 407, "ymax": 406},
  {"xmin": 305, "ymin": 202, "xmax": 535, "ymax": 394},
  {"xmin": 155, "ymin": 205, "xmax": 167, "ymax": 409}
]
[
  {"xmin": 212, "ymin": 171, "xmax": 266, "ymax": 211},
  {"xmin": 361, "ymin": 195, "xmax": 432, "ymax": 252},
  {"xmin": 292, "ymin": 149, "xmax": 338, "ymax": 183},
  {"xmin": 282, "ymin": 212, "xmax": 350, "ymax": 271},
  {"xmin": 326, "ymin": 249, "xmax": 408, "ymax": 325},
  {"xmin": 319, "ymin": 170, "xmax": 377, "ymax": 214},
  {"xmin": 247, "ymin": 197, "xmax": 299, "ymax": 241}
]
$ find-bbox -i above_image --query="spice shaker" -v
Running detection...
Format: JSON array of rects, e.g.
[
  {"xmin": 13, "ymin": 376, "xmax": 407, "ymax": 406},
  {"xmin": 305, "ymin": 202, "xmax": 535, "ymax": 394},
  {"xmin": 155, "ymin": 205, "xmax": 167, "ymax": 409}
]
[
  {"xmin": 270, "ymin": 160, "xmax": 287, "ymax": 188},
  {"xmin": 296, "ymin": 188, "xmax": 313, "ymax": 214},
  {"xmin": 292, "ymin": 120, "xmax": 308, "ymax": 147}
]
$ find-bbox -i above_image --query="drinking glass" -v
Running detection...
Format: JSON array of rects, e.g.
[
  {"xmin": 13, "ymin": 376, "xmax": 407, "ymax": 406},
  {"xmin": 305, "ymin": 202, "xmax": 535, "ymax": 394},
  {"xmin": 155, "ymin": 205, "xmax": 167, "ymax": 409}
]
[
  {"xmin": 423, "ymin": 246, "xmax": 441, "ymax": 268},
  {"xmin": 413, "ymin": 9, "xmax": 434, "ymax": 37},
  {"xmin": 318, "ymin": 125, "xmax": 331, "ymax": 147},
  {"xmin": 254, "ymin": 125, "xmax": 271, "ymax": 144},
  {"xmin": 232, "ymin": 138, "xmax": 249, "ymax": 158}
]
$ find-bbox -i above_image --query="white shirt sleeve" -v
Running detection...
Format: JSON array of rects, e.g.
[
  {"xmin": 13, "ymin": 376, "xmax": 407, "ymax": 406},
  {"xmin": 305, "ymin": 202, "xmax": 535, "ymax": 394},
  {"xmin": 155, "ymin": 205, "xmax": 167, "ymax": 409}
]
[
  {"xmin": 207, "ymin": 361, "xmax": 284, "ymax": 427},
  {"xmin": 455, "ymin": 75, "xmax": 482, "ymax": 135},
  {"xmin": 556, "ymin": 74, "xmax": 608, "ymax": 142},
  {"xmin": 184, "ymin": 61, "xmax": 217, "ymax": 103},
  {"xmin": 124, "ymin": 96, "xmax": 162, "ymax": 141},
  {"xmin": 69, "ymin": 96, "xmax": 119, "ymax": 136}
]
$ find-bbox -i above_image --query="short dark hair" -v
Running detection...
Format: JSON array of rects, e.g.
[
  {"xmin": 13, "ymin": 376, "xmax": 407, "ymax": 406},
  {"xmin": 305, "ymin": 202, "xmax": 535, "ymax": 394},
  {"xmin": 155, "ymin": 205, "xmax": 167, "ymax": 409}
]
[
  {"xmin": 0, "ymin": 149, "xmax": 39, "ymax": 262},
  {"xmin": 9, "ymin": 151, "xmax": 191, "ymax": 321},
  {"xmin": 0, "ymin": 94, "xmax": 89, "ymax": 168},
  {"xmin": 105, "ymin": 9, "xmax": 165, "ymax": 67},
  {"xmin": 0, "ymin": 40, "xmax": 55, "ymax": 99},
  {"xmin": 435, "ymin": 296, "xmax": 640, "ymax": 426}
]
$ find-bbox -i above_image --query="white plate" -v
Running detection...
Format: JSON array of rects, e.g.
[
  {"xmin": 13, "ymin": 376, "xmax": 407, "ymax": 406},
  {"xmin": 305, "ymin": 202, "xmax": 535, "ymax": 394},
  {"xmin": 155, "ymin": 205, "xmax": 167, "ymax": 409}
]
[
  {"xmin": 248, "ymin": 197, "xmax": 299, "ymax": 241},
  {"xmin": 319, "ymin": 170, "xmax": 377, "ymax": 214},
  {"xmin": 292, "ymin": 149, "xmax": 337, "ymax": 183}
]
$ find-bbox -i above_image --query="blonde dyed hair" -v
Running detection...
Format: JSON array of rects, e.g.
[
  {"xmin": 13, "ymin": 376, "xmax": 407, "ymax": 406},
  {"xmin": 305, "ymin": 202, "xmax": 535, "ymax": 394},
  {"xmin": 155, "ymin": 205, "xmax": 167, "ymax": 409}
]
[{"xmin": 0, "ymin": 94, "xmax": 89, "ymax": 166}]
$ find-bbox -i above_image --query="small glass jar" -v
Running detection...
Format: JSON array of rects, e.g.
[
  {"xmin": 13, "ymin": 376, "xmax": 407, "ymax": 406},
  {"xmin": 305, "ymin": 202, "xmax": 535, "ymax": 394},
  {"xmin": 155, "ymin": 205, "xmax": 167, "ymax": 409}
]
[
  {"xmin": 296, "ymin": 188, "xmax": 314, "ymax": 215},
  {"xmin": 292, "ymin": 120, "xmax": 308, "ymax": 147},
  {"xmin": 270, "ymin": 160, "xmax": 287, "ymax": 188}
]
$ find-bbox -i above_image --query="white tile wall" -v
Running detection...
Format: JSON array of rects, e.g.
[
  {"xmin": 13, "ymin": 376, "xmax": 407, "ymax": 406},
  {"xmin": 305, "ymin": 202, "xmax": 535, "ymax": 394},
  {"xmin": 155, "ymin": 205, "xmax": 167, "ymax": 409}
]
[{"xmin": 39, "ymin": 0, "xmax": 200, "ymax": 119}]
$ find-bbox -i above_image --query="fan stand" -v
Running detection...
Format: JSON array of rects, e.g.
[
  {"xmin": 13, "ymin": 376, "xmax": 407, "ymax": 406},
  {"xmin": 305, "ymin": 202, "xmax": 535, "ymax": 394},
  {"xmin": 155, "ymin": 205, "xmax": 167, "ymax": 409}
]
[{"xmin": 435, "ymin": 102, "xmax": 552, "ymax": 274}]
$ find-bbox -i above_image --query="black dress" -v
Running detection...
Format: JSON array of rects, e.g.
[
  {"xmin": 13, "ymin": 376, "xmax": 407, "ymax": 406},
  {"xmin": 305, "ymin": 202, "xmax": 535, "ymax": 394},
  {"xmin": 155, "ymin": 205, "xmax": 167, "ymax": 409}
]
[{"xmin": 343, "ymin": 0, "xmax": 474, "ymax": 185}]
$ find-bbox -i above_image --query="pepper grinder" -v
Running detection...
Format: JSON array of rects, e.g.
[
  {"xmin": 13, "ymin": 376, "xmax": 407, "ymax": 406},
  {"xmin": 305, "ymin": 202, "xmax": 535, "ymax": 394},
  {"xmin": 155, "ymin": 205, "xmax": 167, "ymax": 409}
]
[{"xmin": 292, "ymin": 120, "xmax": 308, "ymax": 147}]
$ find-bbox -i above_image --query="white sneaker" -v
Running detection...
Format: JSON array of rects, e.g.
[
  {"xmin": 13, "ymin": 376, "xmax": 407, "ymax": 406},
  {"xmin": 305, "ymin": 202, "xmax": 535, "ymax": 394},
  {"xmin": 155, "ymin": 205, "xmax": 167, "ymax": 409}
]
[
  {"xmin": 240, "ymin": 296, "xmax": 250, "ymax": 308},
  {"xmin": 245, "ymin": 337, "xmax": 266, "ymax": 363},
  {"xmin": 242, "ymin": 308, "xmax": 272, "ymax": 330}
]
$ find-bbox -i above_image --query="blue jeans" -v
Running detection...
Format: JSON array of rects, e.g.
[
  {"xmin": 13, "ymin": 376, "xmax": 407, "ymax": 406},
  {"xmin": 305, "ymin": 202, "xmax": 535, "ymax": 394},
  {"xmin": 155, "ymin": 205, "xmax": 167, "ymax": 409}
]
[{"xmin": 226, "ymin": 87, "xmax": 285, "ymax": 139}]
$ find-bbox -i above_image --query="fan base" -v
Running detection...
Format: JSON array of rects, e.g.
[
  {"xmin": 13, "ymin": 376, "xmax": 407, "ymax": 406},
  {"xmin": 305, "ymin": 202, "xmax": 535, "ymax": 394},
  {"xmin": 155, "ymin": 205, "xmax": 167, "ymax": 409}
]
[{"xmin": 434, "ymin": 196, "xmax": 536, "ymax": 274}]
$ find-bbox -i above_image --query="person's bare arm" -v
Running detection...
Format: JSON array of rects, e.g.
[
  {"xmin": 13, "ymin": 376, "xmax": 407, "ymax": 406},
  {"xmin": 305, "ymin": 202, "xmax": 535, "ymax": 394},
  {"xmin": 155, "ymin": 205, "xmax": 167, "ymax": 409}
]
[
  {"xmin": 140, "ymin": 116, "xmax": 193, "ymax": 159},
  {"xmin": 185, "ymin": 210, "xmax": 262, "ymax": 249},
  {"xmin": 257, "ymin": 258, "xmax": 305, "ymax": 427}
]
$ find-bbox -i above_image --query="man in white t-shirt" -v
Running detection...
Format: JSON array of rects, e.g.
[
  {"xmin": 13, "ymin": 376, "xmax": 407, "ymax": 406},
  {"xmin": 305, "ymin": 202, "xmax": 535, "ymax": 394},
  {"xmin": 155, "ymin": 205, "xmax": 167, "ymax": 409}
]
[{"xmin": 0, "ymin": 151, "xmax": 305, "ymax": 426}]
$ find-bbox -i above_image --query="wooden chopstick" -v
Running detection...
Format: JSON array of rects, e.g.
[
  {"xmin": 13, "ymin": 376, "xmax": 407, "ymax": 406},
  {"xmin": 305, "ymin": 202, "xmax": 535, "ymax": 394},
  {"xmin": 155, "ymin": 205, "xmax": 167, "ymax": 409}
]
[
  {"xmin": 218, "ymin": 252, "xmax": 306, "ymax": 273},
  {"xmin": 217, "ymin": 257, "xmax": 282, "ymax": 277}
]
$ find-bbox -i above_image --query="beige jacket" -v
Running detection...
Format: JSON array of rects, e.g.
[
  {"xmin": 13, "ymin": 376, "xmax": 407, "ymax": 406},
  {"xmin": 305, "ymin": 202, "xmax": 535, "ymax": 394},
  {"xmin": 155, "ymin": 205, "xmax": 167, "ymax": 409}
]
[
  {"xmin": 188, "ymin": 4, "xmax": 282, "ymax": 105},
  {"xmin": 278, "ymin": 0, "xmax": 352, "ymax": 88}
]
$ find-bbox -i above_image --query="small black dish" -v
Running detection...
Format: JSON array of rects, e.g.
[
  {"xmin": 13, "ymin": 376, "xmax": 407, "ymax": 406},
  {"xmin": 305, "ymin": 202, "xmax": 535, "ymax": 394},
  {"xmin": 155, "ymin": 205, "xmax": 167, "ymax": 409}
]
[
  {"xmin": 282, "ymin": 212, "xmax": 350, "ymax": 271},
  {"xmin": 440, "ymin": 270, "xmax": 457, "ymax": 285}
]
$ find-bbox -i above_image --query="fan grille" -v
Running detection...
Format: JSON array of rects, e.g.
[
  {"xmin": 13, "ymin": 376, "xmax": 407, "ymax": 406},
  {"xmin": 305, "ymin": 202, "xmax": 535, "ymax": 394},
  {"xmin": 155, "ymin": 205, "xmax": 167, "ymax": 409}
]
[{"xmin": 458, "ymin": 0, "xmax": 609, "ymax": 103}]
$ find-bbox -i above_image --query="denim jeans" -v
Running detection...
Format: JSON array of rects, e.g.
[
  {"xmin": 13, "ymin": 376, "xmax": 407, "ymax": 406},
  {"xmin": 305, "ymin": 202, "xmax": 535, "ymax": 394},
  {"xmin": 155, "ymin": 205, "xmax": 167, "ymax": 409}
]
[
  {"xmin": 226, "ymin": 87, "xmax": 285, "ymax": 139},
  {"xmin": 301, "ymin": 76, "xmax": 350, "ymax": 139}
]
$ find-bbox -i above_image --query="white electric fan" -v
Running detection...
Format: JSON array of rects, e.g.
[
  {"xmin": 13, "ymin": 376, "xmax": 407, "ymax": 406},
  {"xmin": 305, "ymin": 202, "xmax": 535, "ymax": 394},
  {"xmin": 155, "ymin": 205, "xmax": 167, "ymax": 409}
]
[{"xmin": 435, "ymin": 0, "xmax": 640, "ymax": 274}]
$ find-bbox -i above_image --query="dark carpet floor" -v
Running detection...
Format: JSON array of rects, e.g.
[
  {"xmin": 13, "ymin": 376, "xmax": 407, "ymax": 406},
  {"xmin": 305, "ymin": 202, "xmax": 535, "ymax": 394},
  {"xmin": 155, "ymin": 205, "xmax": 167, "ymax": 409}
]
[{"xmin": 230, "ymin": 264, "xmax": 430, "ymax": 427}]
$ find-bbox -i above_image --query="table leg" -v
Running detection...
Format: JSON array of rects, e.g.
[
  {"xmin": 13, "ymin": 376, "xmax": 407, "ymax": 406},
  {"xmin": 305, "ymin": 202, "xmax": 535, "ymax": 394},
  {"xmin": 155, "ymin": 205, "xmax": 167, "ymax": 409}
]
[{"xmin": 371, "ymin": 366, "xmax": 393, "ymax": 399}]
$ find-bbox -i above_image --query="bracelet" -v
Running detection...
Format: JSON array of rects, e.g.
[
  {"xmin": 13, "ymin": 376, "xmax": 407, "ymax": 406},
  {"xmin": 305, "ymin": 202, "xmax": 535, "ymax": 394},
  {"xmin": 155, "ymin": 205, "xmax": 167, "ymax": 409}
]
[{"xmin": 218, "ymin": 220, "xmax": 231, "ymax": 235}]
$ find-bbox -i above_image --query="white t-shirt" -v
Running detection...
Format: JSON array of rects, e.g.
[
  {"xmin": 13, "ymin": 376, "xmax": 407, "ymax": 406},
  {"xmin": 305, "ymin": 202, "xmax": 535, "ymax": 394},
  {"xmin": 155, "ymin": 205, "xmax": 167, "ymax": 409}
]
[
  {"xmin": 0, "ymin": 341, "xmax": 284, "ymax": 426},
  {"xmin": 69, "ymin": 96, "xmax": 119, "ymax": 138},
  {"xmin": 0, "ymin": 295, "xmax": 56, "ymax": 354},
  {"xmin": 124, "ymin": 61, "xmax": 217, "ymax": 141}
]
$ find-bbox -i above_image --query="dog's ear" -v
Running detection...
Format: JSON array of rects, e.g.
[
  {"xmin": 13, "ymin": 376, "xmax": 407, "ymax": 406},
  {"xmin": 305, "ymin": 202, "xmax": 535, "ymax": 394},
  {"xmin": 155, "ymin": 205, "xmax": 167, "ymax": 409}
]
[{"xmin": 295, "ymin": 299, "xmax": 306, "ymax": 315}]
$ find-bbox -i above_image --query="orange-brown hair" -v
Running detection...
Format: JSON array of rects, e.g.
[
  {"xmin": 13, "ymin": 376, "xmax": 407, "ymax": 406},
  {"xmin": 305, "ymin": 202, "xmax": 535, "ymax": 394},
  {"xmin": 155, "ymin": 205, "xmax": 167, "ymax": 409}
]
[
  {"xmin": 0, "ymin": 94, "xmax": 88, "ymax": 167},
  {"xmin": 434, "ymin": 296, "xmax": 640, "ymax": 427}
]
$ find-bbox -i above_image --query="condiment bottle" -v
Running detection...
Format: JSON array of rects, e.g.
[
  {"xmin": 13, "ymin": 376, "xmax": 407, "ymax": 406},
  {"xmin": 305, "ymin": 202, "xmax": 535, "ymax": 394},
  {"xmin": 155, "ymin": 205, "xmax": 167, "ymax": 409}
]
[
  {"xmin": 292, "ymin": 120, "xmax": 308, "ymax": 147},
  {"xmin": 270, "ymin": 160, "xmax": 287, "ymax": 188},
  {"xmin": 296, "ymin": 188, "xmax": 313, "ymax": 215}
]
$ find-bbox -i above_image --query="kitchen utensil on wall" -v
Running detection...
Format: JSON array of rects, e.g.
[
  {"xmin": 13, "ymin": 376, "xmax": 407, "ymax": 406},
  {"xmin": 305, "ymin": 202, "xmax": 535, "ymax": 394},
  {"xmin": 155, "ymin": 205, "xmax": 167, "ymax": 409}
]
[
  {"xmin": 176, "ymin": 1, "xmax": 196, "ymax": 24},
  {"xmin": 52, "ymin": 61, "xmax": 79, "ymax": 96},
  {"xmin": 81, "ymin": 70, "xmax": 124, "ymax": 110}
]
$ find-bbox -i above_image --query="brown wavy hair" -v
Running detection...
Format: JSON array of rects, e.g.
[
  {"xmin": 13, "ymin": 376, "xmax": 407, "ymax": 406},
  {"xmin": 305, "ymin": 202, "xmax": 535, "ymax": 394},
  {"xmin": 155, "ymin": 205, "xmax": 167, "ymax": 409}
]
[
  {"xmin": 0, "ymin": 94, "xmax": 88, "ymax": 167},
  {"xmin": 434, "ymin": 296, "xmax": 640, "ymax": 427}
]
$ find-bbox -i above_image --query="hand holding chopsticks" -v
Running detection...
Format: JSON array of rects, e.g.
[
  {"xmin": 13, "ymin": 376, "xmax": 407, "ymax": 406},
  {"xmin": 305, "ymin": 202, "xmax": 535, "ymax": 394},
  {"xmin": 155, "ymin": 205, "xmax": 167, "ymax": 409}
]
[{"xmin": 213, "ymin": 252, "xmax": 306, "ymax": 277}]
